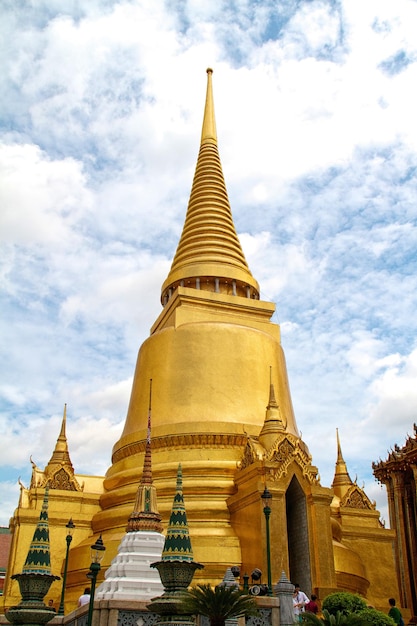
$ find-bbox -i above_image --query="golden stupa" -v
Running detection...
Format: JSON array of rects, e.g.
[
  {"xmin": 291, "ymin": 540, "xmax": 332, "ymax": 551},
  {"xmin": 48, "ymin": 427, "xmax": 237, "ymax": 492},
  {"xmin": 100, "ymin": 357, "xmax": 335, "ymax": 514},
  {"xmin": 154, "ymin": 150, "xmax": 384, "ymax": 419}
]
[{"xmin": 3, "ymin": 70, "xmax": 399, "ymax": 614}]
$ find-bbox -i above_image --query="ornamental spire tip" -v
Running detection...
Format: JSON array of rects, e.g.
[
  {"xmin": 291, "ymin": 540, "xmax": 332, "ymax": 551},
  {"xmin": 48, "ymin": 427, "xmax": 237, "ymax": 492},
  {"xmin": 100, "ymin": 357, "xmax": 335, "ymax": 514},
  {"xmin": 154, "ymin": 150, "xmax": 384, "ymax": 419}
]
[{"xmin": 201, "ymin": 67, "xmax": 217, "ymax": 145}]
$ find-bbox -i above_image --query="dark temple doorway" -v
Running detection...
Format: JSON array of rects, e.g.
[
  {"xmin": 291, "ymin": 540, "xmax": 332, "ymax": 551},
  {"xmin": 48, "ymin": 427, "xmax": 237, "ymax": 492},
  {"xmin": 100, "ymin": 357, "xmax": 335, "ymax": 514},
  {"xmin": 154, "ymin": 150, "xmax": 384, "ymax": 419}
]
[{"xmin": 286, "ymin": 474, "xmax": 312, "ymax": 595}]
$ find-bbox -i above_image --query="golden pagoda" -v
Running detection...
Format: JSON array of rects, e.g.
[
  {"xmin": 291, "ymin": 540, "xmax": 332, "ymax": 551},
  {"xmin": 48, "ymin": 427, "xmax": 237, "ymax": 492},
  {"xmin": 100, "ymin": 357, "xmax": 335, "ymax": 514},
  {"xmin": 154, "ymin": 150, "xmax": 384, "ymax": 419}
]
[
  {"xmin": 69, "ymin": 66, "xmax": 306, "ymax": 586},
  {"xmin": 3, "ymin": 69, "xmax": 401, "ymax": 614}
]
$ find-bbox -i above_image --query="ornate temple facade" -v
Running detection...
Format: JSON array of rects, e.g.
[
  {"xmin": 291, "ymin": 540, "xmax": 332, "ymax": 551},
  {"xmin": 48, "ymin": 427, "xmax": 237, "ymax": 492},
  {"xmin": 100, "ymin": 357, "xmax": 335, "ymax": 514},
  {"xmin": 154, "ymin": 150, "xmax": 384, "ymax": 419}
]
[
  {"xmin": 2, "ymin": 406, "xmax": 103, "ymax": 611},
  {"xmin": 3, "ymin": 70, "xmax": 401, "ymax": 614},
  {"xmin": 373, "ymin": 425, "xmax": 417, "ymax": 624}
]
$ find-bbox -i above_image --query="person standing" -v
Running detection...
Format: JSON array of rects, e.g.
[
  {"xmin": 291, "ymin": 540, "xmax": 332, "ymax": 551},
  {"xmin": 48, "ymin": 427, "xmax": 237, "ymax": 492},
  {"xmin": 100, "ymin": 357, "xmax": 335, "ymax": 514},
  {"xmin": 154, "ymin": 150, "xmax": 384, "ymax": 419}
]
[
  {"xmin": 78, "ymin": 587, "xmax": 91, "ymax": 607},
  {"xmin": 293, "ymin": 584, "xmax": 309, "ymax": 622},
  {"xmin": 388, "ymin": 598, "xmax": 404, "ymax": 626},
  {"xmin": 305, "ymin": 594, "xmax": 319, "ymax": 614}
]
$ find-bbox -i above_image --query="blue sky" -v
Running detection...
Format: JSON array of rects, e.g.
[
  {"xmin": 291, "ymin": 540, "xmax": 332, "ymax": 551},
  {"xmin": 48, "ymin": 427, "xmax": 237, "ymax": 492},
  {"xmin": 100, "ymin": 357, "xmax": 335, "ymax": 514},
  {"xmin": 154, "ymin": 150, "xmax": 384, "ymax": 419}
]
[{"xmin": 1, "ymin": 0, "xmax": 417, "ymax": 527}]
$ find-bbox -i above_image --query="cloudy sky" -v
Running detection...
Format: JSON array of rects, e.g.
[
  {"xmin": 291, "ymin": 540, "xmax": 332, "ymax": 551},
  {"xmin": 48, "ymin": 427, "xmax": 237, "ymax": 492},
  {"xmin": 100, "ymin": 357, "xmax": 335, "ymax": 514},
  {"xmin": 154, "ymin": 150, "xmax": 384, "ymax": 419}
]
[{"xmin": 1, "ymin": 0, "xmax": 417, "ymax": 528}]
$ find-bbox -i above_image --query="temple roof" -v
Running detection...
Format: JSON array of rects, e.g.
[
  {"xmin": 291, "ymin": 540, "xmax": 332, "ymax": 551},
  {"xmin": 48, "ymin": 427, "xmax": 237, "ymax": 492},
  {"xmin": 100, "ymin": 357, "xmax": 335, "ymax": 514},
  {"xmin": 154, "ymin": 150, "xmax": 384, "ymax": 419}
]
[
  {"xmin": 373, "ymin": 423, "xmax": 417, "ymax": 481},
  {"xmin": 161, "ymin": 69, "xmax": 259, "ymax": 303}
]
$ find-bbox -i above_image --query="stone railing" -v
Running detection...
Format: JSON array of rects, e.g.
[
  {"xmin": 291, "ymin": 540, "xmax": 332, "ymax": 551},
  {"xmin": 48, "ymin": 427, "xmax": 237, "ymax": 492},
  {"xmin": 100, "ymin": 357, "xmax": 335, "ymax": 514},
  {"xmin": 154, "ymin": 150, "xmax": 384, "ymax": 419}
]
[{"xmin": 0, "ymin": 596, "xmax": 280, "ymax": 626}]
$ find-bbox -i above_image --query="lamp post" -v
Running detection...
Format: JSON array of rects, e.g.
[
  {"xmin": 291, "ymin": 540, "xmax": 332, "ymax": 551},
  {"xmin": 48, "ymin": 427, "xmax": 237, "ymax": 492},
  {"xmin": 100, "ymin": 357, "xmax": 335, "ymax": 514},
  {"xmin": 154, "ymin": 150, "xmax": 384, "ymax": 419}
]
[
  {"xmin": 261, "ymin": 487, "xmax": 273, "ymax": 596},
  {"xmin": 86, "ymin": 536, "xmax": 105, "ymax": 626},
  {"xmin": 58, "ymin": 518, "xmax": 75, "ymax": 616}
]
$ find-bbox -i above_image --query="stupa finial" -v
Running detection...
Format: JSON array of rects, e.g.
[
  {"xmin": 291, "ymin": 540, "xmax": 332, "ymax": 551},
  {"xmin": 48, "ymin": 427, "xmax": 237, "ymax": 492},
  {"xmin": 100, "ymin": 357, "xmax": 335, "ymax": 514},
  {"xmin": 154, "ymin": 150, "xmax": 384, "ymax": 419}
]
[
  {"xmin": 258, "ymin": 367, "xmax": 286, "ymax": 450},
  {"xmin": 201, "ymin": 68, "xmax": 217, "ymax": 145},
  {"xmin": 127, "ymin": 379, "xmax": 163, "ymax": 533},
  {"xmin": 43, "ymin": 405, "xmax": 80, "ymax": 491},
  {"xmin": 161, "ymin": 68, "xmax": 259, "ymax": 305},
  {"xmin": 332, "ymin": 429, "xmax": 353, "ymax": 495}
]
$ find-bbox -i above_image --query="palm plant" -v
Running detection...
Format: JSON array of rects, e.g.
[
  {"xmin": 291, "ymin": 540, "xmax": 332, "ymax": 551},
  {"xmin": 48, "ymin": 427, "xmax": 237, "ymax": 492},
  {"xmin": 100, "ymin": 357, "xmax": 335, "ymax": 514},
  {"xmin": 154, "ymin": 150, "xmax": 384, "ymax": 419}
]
[{"xmin": 178, "ymin": 583, "xmax": 258, "ymax": 626}]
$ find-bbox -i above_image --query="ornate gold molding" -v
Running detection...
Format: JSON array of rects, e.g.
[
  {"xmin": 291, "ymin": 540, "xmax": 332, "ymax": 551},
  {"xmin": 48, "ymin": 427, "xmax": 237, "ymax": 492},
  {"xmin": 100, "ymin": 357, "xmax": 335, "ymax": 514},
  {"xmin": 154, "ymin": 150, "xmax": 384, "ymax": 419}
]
[
  {"xmin": 113, "ymin": 432, "xmax": 248, "ymax": 463},
  {"xmin": 237, "ymin": 432, "xmax": 319, "ymax": 485}
]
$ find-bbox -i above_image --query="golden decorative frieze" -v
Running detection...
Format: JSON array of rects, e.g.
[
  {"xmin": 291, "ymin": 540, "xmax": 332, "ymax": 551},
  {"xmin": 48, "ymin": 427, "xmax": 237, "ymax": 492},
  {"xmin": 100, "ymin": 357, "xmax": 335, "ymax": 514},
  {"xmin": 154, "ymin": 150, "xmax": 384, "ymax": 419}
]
[{"xmin": 113, "ymin": 432, "xmax": 248, "ymax": 464}]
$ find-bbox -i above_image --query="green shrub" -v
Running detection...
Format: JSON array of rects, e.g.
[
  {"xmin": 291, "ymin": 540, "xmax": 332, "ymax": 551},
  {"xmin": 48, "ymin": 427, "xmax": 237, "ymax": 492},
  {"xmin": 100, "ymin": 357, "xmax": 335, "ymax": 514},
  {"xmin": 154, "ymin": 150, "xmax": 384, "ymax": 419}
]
[
  {"xmin": 322, "ymin": 592, "xmax": 367, "ymax": 616},
  {"xmin": 356, "ymin": 608, "xmax": 396, "ymax": 626},
  {"xmin": 302, "ymin": 609, "xmax": 365, "ymax": 626}
]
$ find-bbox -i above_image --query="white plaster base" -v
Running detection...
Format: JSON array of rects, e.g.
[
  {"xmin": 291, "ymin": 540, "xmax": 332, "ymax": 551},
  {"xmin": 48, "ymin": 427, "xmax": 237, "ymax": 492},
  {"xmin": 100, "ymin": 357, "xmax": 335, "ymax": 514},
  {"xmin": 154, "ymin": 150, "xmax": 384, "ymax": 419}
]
[{"xmin": 96, "ymin": 531, "xmax": 165, "ymax": 601}]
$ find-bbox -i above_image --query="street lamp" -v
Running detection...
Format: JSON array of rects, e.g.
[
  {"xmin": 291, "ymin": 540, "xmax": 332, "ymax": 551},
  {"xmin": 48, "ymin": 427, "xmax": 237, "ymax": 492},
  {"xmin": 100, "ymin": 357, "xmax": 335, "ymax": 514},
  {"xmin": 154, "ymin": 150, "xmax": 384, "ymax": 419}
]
[
  {"xmin": 58, "ymin": 518, "xmax": 75, "ymax": 615},
  {"xmin": 261, "ymin": 487, "xmax": 273, "ymax": 596},
  {"xmin": 86, "ymin": 536, "xmax": 106, "ymax": 626}
]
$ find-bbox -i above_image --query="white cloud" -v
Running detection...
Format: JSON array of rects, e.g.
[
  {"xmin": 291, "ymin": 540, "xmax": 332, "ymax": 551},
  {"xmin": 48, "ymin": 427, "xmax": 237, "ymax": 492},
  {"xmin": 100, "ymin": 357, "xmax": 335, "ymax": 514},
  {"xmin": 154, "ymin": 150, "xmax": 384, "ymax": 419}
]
[
  {"xmin": 0, "ymin": 482, "xmax": 20, "ymax": 527},
  {"xmin": 368, "ymin": 348, "xmax": 417, "ymax": 434},
  {"xmin": 0, "ymin": 144, "xmax": 90, "ymax": 246}
]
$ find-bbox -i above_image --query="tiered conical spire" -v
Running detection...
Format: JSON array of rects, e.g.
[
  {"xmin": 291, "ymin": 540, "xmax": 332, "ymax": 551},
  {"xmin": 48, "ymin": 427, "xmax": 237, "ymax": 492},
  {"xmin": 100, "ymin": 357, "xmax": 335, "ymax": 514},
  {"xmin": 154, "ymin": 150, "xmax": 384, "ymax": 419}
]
[
  {"xmin": 161, "ymin": 68, "xmax": 259, "ymax": 304},
  {"xmin": 22, "ymin": 486, "xmax": 53, "ymax": 575},
  {"xmin": 45, "ymin": 405, "xmax": 73, "ymax": 469},
  {"xmin": 161, "ymin": 464, "xmax": 193, "ymax": 562},
  {"xmin": 258, "ymin": 368, "xmax": 286, "ymax": 450},
  {"xmin": 332, "ymin": 429, "xmax": 354, "ymax": 498},
  {"xmin": 127, "ymin": 380, "xmax": 163, "ymax": 533},
  {"xmin": 43, "ymin": 405, "xmax": 80, "ymax": 491}
]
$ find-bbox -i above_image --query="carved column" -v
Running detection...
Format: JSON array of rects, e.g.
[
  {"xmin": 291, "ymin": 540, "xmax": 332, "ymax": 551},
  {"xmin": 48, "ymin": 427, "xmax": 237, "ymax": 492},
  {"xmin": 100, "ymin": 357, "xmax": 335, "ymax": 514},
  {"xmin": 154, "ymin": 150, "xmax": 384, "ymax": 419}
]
[{"xmin": 391, "ymin": 472, "xmax": 409, "ymax": 608}]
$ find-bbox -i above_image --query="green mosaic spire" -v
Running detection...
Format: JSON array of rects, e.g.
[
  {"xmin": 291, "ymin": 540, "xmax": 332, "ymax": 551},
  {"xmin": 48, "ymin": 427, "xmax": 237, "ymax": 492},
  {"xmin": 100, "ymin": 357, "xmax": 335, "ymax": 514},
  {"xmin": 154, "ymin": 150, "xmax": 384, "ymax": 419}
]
[
  {"xmin": 162, "ymin": 464, "xmax": 194, "ymax": 562},
  {"xmin": 22, "ymin": 486, "xmax": 52, "ymax": 574}
]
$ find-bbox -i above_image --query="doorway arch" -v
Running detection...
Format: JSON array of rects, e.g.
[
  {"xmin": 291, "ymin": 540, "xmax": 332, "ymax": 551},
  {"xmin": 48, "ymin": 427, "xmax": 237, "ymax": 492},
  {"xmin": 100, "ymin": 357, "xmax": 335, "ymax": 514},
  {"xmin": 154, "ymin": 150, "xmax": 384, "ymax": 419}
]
[{"xmin": 286, "ymin": 474, "xmax": 312, "ymax": 594}]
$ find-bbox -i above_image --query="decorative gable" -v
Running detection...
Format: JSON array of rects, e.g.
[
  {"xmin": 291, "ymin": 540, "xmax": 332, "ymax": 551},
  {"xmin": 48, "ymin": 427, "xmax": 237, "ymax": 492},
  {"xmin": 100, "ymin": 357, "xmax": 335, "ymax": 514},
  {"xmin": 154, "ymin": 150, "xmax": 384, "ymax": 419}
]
[
  {"xmin": 237, "ymin": 432, "xmax": 319, "ymax": 485},
  {"xmin": 268, "ymin": 434, "xmax": 319, "ymax": 485},
  {"xmin": 45, "ymin": 466, "xmax": 81, "ymax": 491},
  {"xmin": 341, "ymin": 484, "xmax": 375, "ymax": 510}
]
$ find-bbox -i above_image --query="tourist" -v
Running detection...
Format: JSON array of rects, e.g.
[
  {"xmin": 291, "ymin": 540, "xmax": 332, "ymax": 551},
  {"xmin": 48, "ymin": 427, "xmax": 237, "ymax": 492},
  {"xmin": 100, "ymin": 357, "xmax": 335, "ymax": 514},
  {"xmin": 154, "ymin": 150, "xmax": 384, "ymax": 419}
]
[
  {"xmin": 293, "ymin": 584, "xmax": 309, "ymax": 622},
  {"xmin": 305, "ymin": 594, "xmax": 319, "ymax": 614},
  {"xmin": 78, "ymin": 587, "xmax": 91, "ymax": 607},
  {"xmin": 388, "ymin": 598, "xmax": 404, "ymax": 626}
]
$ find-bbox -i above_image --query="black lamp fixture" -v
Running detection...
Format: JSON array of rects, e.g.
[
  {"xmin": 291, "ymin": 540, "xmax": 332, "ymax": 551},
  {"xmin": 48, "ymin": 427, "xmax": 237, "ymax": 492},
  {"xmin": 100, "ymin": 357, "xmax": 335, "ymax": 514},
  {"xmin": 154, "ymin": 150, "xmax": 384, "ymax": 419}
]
[
  {"xmin": 86, "ymin": 535, "xmax": 105, "ymax": 626},
  {"xmin": 261, "ymin": 486, "xmax": 273, "ymax": 596},
  {"xmin": 58, "ymin": 518, "xmax": 75, "ymax": 616}
]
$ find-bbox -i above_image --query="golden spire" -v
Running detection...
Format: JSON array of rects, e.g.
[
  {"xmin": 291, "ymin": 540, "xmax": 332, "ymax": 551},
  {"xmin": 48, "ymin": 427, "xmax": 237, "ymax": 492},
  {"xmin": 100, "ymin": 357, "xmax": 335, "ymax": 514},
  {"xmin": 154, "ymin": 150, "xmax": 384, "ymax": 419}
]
[
  {"xmin": 161, "ymin": 68, "xmax": 259, "ymax": 304},
  {"xmin": 332, "ymin": 428, "xmax": 353, "ymax": 498},
  {"xmin": 201, "ymin": 68, "xmax": 217, "ymax": 144},
  {"xmin": 127, "ymin": 380, "xmax": 163, "ymax": 533},
  {"xmin": 43, "ymin": 405, "xmax": 80, "ymax": 490},
  {"xmin": 259, "ymin": 367, "xmax": 286, "ymax": 450},
  {"xmin": 45, "ymin": 404, "xmax": 73, "ymax": 471}
]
